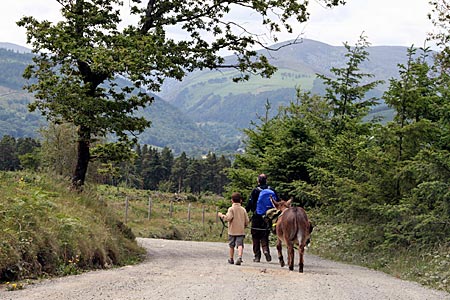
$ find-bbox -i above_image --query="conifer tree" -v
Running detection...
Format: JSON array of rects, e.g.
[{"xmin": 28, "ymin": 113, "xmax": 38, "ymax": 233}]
[{"xmin": 316, "ymin": 34, "xmax": 383, "ymax": 134}]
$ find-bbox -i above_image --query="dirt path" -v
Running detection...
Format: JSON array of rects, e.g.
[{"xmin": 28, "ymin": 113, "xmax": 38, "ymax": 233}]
[{"xmin": 2, "ymin": 238, "xmax": 449, "ymax": 300}]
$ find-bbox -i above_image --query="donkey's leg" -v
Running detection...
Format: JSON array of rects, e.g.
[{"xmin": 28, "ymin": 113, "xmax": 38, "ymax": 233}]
[
  {"xmin": 276, "ymin": 238, "xmax": 285, "ymax": 267},
  {"xmin": 298, "ymin": 243, "xmax": 305, "ymax": 273},
  {"xmin": 287, "ymin": 241, "xmax": 295, "ymax": 271}
]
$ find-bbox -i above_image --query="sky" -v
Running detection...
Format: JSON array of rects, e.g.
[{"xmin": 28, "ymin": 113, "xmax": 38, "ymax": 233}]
[{"xmin": 0, "ymin": 0, "xmax": 436, "ymax": 50}]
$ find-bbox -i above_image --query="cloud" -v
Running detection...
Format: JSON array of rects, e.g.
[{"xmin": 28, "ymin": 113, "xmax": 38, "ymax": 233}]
[{"xmin": 302, "ymin": 0, "xmax": 434, "ymax": 47}]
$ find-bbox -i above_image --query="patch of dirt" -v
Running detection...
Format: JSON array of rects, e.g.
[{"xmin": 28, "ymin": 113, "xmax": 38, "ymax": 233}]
[{"xmin": 1, "ymin": 238, "xmax": 449, "ymax": 300}]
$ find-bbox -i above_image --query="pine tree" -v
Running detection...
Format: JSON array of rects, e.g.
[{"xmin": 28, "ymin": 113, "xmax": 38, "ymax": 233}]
[{"xmin": 316, "ymin": 34, "xmax": 383, "ymax": 134}]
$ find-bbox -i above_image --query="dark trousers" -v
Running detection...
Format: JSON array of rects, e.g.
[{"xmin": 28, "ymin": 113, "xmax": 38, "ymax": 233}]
[{"xmin": 251, "ymin": 214, "xmax": 270, "ymax": 258}]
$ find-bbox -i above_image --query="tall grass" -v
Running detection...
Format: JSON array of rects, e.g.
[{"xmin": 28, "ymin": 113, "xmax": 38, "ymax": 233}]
[
  {"xmin": 307, "ymin": 214, "xmax": 450, "ymax": 293},
  {"xmin": 0, "ymin": 171, "xmax": 145, "ymax": 282}
]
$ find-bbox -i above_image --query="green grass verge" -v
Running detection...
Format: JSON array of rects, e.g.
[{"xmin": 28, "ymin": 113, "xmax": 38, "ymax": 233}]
[
  {"xmin": 307, "ymin": 219, "xmax": 450, "ymax": 293},
  {"xmin": 0, "ymin": 171, "xmax": 145, "ymax": 282}
]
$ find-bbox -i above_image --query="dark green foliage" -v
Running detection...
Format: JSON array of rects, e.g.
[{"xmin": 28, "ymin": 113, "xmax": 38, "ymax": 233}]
[
  {"xmin": 0, "ymin": 135, "xmax": 41, "ymax": 171},
  {"xmin": 228, "ymin": 91, "xmax": 325, "ymax": 202},
  {"xmin": 316, "ymin": 34, "xmax": 384, "ymax": 133},
  {"xmin": 97, "ymin": 144, "xmax": 231, "ymax": 195}
]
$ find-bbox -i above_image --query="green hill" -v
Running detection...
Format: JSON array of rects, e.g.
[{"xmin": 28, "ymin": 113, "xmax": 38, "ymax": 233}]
[
  {"xmin": 0, "ymin": 39, "xmax": 419, "ymax": 155},
  {"xmin": 157, "ymin": 39, "xmax": 415, "ymax": 135}
]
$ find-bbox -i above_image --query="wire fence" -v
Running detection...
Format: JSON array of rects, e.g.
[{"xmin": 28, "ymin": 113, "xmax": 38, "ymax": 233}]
[{"xmin": 118, "ymin": 195, "xmax": 222, "ymax": 226}]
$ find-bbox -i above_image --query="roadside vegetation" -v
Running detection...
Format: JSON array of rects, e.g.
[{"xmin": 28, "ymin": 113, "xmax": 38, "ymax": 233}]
[
  {"xmin": 0, "ymin": 171, "xmax": 145, "ymax": 284},
  {"xmin": 308, "ymin": 212, "xmax": 450, "ymax": 292}
]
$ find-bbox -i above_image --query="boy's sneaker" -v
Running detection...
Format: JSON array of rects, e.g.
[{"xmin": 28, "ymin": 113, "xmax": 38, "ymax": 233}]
[
  {"xmin": 253, "ymin": 256, "xmax": 260, "ymax": 262},
  {"xmin": 235, "ymin": 257, "xmax": 243, "ymax": 265},
  {"xmin": 264, "ymin": 252, "xmax": 272, "ymax": 262},
  {"xmin": 228, "ymin": 258, "xmax": 234, "ymax": 264}
]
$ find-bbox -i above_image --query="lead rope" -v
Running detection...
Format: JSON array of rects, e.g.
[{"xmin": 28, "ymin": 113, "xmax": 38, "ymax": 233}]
[{"xmin": 219, "ymin": 217, "xmax": 227, "ymax": 237}]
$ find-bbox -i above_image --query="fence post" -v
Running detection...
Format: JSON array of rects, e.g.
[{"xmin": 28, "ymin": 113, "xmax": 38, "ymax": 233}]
[
  {"xmin": 215, "ymin": 207, "xmax": 219, "ymax": 224},
  {"xmin": 188, "ymin": 202, "xmax": 192, "ymax": 222},
  {"xmin": 202, "ymin": 205, "xmax": 205, "ymax": 225},
  {"xmin": 148, "ymin": 196, "xmax": 152, "ymax": 220},
  {"xmin": 125, "ymin": 196, "xmax": 129, "ymax": 224},
  {"xmin": 187, "ymin": 202, "xmax": 191, "ymax": 222}
]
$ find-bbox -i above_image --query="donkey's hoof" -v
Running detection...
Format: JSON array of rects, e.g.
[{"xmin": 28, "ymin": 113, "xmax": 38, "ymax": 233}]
[
  {"xmin": 289, "ymin": 266, "xmax": 294, "ymax": 271},
  {"xmin": 278, "ymin": 256, "xmax": 285, "ymax": 267}
]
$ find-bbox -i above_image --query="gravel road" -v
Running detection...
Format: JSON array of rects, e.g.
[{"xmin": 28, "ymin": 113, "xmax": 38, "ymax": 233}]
[{"xmin": 1, "ymin": 238, "xmax": 449, "ymax": 300}]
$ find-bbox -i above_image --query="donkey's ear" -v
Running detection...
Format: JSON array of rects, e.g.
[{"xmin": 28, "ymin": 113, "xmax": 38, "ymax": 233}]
[{"xmin": 286, "ymin": 199, "xmax": 292, "ymax": 206}]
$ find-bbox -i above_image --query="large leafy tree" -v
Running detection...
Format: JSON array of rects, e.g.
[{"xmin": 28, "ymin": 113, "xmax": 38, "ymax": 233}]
[{"xmin": 18, "ymin": 0, "xmax": 345, "ymax": 188}]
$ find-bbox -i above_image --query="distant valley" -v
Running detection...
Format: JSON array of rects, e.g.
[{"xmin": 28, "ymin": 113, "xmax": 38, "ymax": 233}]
[{"xmin": 0, "ymin": 39, "xmax": 414, "ymax": 156}]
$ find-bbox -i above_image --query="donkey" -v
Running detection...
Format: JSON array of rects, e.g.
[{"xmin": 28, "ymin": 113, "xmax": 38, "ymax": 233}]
[{"xmin": 270, "ymin": 197, "xmax": 312, "ymax": 273}]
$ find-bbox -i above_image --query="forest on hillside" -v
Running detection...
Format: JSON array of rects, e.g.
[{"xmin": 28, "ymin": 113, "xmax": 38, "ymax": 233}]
[{"xmin": 0, "ymin": 131, "xmax": 231, "ymax": 196}]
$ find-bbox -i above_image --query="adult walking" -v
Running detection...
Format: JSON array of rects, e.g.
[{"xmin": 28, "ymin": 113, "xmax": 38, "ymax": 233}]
[{"xmin": 245, "ymin": 174, "xmax": 278, "ymax": 262}]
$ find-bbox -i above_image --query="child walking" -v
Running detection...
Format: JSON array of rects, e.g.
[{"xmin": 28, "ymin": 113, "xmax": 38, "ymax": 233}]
[{"xmin": 218, "ymin": 192, "xmax": 250, "ymax": 265}]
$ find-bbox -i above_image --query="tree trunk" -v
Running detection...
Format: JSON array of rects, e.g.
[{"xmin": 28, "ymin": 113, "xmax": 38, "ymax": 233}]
[{"xmin": 72, "ymin": 125, "xmax": 91, "ymax": 188}]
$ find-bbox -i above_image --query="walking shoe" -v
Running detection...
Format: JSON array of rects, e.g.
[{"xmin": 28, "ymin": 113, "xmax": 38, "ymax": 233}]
[
  {"xmin": 253, "ymin": 257, "xmax": 260, "ymax": 262},
  {"xmin": 228, "ymin": 258, "xmax": 234, "ymax": 264},
  {"xmin": 264, "ymin": 252, "xmax": 272, "ymax": 262},
  {"xmin": 235, "ymin": 257, "xmax": 243, "ymax": 265}
]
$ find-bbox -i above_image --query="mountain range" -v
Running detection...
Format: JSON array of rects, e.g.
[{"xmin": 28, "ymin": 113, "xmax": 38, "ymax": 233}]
[{"xmin": 0, "ymin": 39, "xmax": 416, "ymax": 156}]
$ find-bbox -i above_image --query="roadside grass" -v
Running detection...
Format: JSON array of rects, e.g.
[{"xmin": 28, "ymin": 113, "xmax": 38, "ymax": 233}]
[
  {"xmin": 307, "ymin": 219, "xmax": 450, "ymax": 293},
  {"xmin": 0, "ymin": 171, "xmax": 145, "ymax": 284}
]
